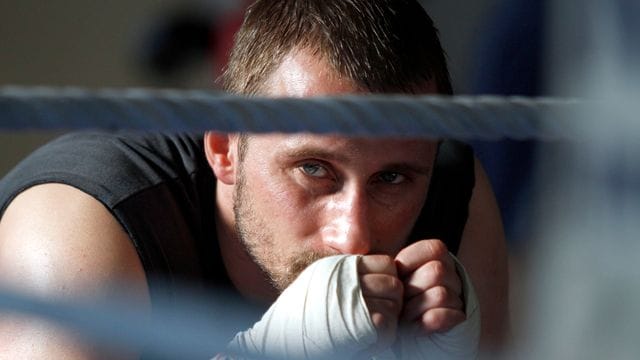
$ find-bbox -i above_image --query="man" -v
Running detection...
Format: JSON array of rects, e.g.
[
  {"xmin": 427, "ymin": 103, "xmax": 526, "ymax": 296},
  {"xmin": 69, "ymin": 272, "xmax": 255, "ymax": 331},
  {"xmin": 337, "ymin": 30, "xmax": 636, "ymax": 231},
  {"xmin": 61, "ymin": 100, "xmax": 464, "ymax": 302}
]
[{"xmin": 0, "ymin": 0, "xmax": 508, "ymax": 358}]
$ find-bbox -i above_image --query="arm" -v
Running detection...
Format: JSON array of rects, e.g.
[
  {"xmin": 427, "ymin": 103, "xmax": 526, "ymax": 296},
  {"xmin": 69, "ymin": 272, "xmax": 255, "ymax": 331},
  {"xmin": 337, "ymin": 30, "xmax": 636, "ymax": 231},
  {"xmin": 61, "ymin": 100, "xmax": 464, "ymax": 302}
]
[
  {"xmin": 457, "ymin": 157, "xmax": 510, "ymax": 353},
  {"xmin": 0, "ymin": 183, "xmax": 151, "ymax": 359}
]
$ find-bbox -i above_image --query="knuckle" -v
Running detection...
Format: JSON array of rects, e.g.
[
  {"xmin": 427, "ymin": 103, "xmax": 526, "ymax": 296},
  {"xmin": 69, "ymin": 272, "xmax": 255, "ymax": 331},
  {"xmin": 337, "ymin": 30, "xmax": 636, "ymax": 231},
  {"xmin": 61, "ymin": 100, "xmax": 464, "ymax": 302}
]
[
  {"xmin": 430, "ymin": 286, "xmax": 448, "ymax": 304},
  {"xmin": 426, "ymin": 240, "xmax": 448, "ymax": 258},
  {"xmin": 372, "ymin": 253, "xmax": 392, "ymax": 262},
  {"xmin": 424, "ymin": 239, "xmax": 449, "ymax": 259},
  {"xmin": 371, "ymin": 309, "xmax": 399, "ymax": 334},
  {"xmin": 421, "ymin": 309, "xmax": 464, "ymax": 333},
  {"xmin": 422, "ymin": 310, "xmax": 447, "ymax": 332},
  {"xmin": 379, "ymin": 255, "xmax": 397, "ymax": 274},
  {"xmin": 370, "ymin": 312, "xmax": 386, "ymax": 329},
  {"xmin": 359, "ymin": 254, "xmax": 394, "ymax": 275},
  {"xmin": 359, "ymin": 254, "xmax": 376, "ymax": 268},
  {"xmin": 365, "ymin": 254, "xmax": 396, "ymax": 275},
  {"xmin": 428, "ymin": 261, "xmax": 446, "ymax": 282}
]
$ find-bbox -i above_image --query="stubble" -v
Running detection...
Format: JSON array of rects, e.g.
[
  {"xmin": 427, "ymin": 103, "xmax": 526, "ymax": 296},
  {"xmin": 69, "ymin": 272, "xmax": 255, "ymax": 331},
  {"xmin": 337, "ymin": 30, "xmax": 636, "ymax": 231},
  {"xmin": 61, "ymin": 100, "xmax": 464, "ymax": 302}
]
[{"xmin": 233, "ymin": 154, "xmax": 331, "ymax": 292}]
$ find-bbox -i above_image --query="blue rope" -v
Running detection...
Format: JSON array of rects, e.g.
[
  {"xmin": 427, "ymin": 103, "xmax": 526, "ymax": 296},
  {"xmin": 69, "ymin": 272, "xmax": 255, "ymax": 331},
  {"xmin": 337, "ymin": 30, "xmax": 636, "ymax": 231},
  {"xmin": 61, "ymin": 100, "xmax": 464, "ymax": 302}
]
[
  {"xmin": 0, "ymin": 285, "xmax": 261, "ymax": 358},
  {"xmin": 0, "ymin": 86, "xmax": 586, "ymax": 140}
]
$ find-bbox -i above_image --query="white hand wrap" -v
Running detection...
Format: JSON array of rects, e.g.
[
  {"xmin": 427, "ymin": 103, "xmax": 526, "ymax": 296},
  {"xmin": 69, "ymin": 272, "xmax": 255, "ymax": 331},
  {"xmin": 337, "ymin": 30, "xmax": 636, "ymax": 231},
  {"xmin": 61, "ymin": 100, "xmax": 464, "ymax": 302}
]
[
  {"xmin": 226, "ymin": 253, "xmax": 480, "ymax": 359},
  {"xmin": 226, "ymin": 255, "xmax": 377, "ymax": 359}
]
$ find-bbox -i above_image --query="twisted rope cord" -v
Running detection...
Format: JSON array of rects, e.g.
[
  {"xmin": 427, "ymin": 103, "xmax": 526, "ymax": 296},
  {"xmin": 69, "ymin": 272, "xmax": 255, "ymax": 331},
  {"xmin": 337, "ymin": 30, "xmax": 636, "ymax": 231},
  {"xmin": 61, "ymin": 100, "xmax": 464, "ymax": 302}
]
[
  {"xmin": 0, "ymin": 86, "xmax": 588, "ymax": 139},
  {"xmin": 0, "ymin": 285, "xmax": 257, "ymax": 358}
]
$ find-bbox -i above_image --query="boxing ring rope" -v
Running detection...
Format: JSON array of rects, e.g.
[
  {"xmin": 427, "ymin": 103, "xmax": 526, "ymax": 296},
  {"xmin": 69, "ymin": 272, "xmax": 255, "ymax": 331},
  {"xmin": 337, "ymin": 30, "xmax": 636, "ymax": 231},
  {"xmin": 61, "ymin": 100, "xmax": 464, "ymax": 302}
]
[
  {"xmin": 0, "ymin": 85, "xmax": 629, "ymax": 357},
  {"xmin": 0, "ymin": 86, "xmax": 590, "ymax": 140},
  {"xmin": 0, "ymin": 286, "xmax": 244, "ymax": 358}
]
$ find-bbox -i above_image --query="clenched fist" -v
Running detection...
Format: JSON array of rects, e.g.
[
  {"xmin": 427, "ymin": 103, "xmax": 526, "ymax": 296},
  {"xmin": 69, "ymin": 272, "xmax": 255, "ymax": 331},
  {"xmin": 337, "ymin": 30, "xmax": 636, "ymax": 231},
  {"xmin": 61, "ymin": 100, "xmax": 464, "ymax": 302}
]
[{"xmin": 395, "ymin": 239, "xmax": 465, "ymax": 335}]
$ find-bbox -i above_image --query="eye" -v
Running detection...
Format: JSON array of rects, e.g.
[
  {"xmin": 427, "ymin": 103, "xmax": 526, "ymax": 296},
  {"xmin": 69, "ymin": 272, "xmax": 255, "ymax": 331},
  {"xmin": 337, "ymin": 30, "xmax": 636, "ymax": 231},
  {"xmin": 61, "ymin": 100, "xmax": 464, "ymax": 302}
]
[
  {"xmin": 377, "ymin": 171, "xmax": 406, "ymax": 184},
  {"xmin": 300, "ymin": 163, "xmax": 329, "ymax": 178}
]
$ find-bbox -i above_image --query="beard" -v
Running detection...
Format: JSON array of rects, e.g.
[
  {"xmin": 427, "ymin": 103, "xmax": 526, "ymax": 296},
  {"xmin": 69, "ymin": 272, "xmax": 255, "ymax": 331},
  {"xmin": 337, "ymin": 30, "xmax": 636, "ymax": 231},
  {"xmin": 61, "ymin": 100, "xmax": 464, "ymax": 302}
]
[{"xmin": 233, "ymin": 163, "xmax": 332, "ymax": 292}]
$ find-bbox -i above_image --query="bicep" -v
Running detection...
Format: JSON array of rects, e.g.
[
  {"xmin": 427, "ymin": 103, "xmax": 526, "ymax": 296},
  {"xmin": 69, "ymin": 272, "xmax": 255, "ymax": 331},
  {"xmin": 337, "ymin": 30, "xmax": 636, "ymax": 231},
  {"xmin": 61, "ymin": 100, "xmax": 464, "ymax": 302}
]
[
  {"xmin": 457, "ymin": 158, "xmax": 509, "ymax": 353},
  {"xmin": 0, "ymin": 183, "xmax": 150, "ymax": 358}
]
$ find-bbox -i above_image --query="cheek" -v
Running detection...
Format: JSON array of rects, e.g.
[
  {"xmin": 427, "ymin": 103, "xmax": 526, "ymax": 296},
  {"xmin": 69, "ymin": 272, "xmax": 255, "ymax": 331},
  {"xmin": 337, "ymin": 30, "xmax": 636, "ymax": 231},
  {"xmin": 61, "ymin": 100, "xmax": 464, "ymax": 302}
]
[{"xmin": 249, "ymin": 165, "xmax": 319, "ymax": 232}]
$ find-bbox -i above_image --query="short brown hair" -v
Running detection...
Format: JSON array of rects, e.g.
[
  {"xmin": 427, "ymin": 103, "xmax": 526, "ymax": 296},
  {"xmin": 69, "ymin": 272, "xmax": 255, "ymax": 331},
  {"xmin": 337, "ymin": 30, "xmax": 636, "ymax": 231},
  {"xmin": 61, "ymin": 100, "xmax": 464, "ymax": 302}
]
[{"xmin": 221, "ymin": 0, "xmax": 453, "ymax": 95}]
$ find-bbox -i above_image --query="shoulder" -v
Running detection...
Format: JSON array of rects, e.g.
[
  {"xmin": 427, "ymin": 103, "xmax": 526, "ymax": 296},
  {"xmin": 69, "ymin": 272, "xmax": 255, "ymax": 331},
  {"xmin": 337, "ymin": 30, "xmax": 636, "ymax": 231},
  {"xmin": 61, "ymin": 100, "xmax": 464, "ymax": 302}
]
[
  {"xmin": 0, "ymin": 131, "xmax": 208, "ymax": 293},
  {"xmin": 1, "ymin": 131, "xmax": 220, "ymax": 292},
  {"xmin": 0, "ymin": 182, "xmax": 149, "ymax": 297},
  {"xmin": 0, "ymin": 183, "xmax": 149, "ymax": 358}
]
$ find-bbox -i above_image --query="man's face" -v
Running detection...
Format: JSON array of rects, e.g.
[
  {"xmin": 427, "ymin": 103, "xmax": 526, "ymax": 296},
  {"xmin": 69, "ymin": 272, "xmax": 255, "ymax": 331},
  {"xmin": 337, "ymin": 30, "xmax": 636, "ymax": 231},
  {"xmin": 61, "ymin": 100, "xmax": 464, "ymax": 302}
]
[{"xmin": 233, "ymin": 49, "xmax": 438, "ymax": 290}]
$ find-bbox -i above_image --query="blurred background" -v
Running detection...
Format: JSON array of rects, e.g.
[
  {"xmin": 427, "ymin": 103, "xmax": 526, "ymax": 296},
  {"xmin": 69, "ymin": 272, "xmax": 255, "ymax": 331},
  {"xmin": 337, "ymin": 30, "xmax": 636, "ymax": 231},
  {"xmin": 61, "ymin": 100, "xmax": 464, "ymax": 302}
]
[{"xmin": 1, "ymin": 0, "xmax": 639, "ymax": 357}]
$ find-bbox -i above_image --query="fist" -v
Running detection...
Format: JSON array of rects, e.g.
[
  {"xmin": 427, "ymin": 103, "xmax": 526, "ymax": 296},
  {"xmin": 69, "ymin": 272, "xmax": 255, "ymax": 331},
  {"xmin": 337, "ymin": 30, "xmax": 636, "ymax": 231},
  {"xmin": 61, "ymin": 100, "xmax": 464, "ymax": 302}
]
[
  {"xmin": 358, "ymin": 255, "xmax": 404, "ymax": 354},
  {"xmin": 395, "ymin": 240, "xmax": 465, "ymax": 334}
]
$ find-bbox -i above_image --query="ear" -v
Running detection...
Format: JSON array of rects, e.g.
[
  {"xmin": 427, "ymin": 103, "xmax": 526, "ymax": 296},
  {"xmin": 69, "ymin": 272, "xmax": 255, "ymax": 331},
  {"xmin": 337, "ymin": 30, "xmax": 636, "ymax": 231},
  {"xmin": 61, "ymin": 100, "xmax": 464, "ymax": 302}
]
[{"xmin": 204, "ymin": 131, "xmax": 238, "ymax": 185}]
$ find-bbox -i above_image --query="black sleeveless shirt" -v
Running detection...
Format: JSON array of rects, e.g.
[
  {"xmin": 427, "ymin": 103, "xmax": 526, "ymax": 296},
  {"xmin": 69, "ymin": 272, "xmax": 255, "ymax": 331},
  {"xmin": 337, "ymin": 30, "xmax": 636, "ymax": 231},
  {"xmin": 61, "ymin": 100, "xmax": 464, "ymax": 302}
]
[{"xmin": 0, "ymin": 132, "xmax": 474, "ymax": 299}]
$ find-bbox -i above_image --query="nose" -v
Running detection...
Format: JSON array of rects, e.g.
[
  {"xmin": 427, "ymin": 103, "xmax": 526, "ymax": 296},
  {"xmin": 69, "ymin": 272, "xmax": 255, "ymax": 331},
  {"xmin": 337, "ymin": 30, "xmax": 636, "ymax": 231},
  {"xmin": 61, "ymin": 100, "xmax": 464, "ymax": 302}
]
[{"xmin": 320, "ymin": 187, "xmax": 372, "ymax": 255}]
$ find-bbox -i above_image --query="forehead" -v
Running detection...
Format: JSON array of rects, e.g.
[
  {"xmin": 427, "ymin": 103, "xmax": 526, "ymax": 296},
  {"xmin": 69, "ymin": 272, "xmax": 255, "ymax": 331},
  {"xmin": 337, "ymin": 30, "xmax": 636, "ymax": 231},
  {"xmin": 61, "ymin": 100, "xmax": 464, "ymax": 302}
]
[
  {"xmin": 262, "ymin": 49, "xmax": 360, "ymax": 97},
  {"xmin": 261, "ymin": 48, "xmax": 439, "ymax": 96}
]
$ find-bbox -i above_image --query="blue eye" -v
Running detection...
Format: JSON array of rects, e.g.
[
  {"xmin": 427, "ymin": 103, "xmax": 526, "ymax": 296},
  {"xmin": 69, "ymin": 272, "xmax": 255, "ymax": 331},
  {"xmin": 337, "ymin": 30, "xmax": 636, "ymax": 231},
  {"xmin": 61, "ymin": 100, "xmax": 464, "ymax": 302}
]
[
  {"xmin": 301, "ymin": 163, "xmax": 328, "ymax": 177},
  {"xmin": 378, "ymin": 172, "xmax": 405, "ymax": 184}
]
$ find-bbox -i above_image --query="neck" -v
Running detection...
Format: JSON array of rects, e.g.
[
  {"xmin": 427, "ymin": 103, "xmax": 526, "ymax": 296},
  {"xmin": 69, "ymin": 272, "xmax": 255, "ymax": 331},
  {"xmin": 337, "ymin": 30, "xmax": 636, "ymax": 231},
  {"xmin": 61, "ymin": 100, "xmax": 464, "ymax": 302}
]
[{"xmin": 215, "ymin": 181, "xmax": 279, "ymax": 304}]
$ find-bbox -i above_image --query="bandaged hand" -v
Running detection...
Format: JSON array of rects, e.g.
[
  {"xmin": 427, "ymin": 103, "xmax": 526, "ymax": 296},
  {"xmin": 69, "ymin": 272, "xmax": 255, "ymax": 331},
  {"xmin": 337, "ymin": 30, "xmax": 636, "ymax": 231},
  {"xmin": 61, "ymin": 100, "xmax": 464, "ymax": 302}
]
[
  {"xmin": 225, "ymin": 245, "xmax": 480, "ymax": 359},
  {"xmin": 225, "ymin": 255, "xmax": 378, "ymax": 359},
  {"xmin": 393, "ymin": 239, "xmax": 481, "ymax": 359}
]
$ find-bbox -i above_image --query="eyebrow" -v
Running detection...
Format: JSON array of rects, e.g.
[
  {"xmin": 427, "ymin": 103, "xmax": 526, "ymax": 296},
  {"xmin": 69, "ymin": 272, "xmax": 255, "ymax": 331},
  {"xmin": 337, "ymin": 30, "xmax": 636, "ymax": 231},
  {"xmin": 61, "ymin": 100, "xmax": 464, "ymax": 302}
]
[
  {"xmin": 282, "ymin": 147, "xmax": 351, "ymax": 164},
  {"xmin": 282, "ymin": 147, "xmax": 432, "ymax": 176},
  {"xmin": 382, "ymin": 163, "xmax": 432, "ymax": 176}
]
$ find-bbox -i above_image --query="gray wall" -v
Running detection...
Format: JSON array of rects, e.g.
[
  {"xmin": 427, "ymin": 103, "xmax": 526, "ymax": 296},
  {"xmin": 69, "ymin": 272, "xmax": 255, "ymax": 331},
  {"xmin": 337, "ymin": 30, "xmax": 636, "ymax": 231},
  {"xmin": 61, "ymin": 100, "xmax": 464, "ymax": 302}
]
[{"xmin": 0, "ymin": 0, "xmax": 213, "ymax": 88}]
